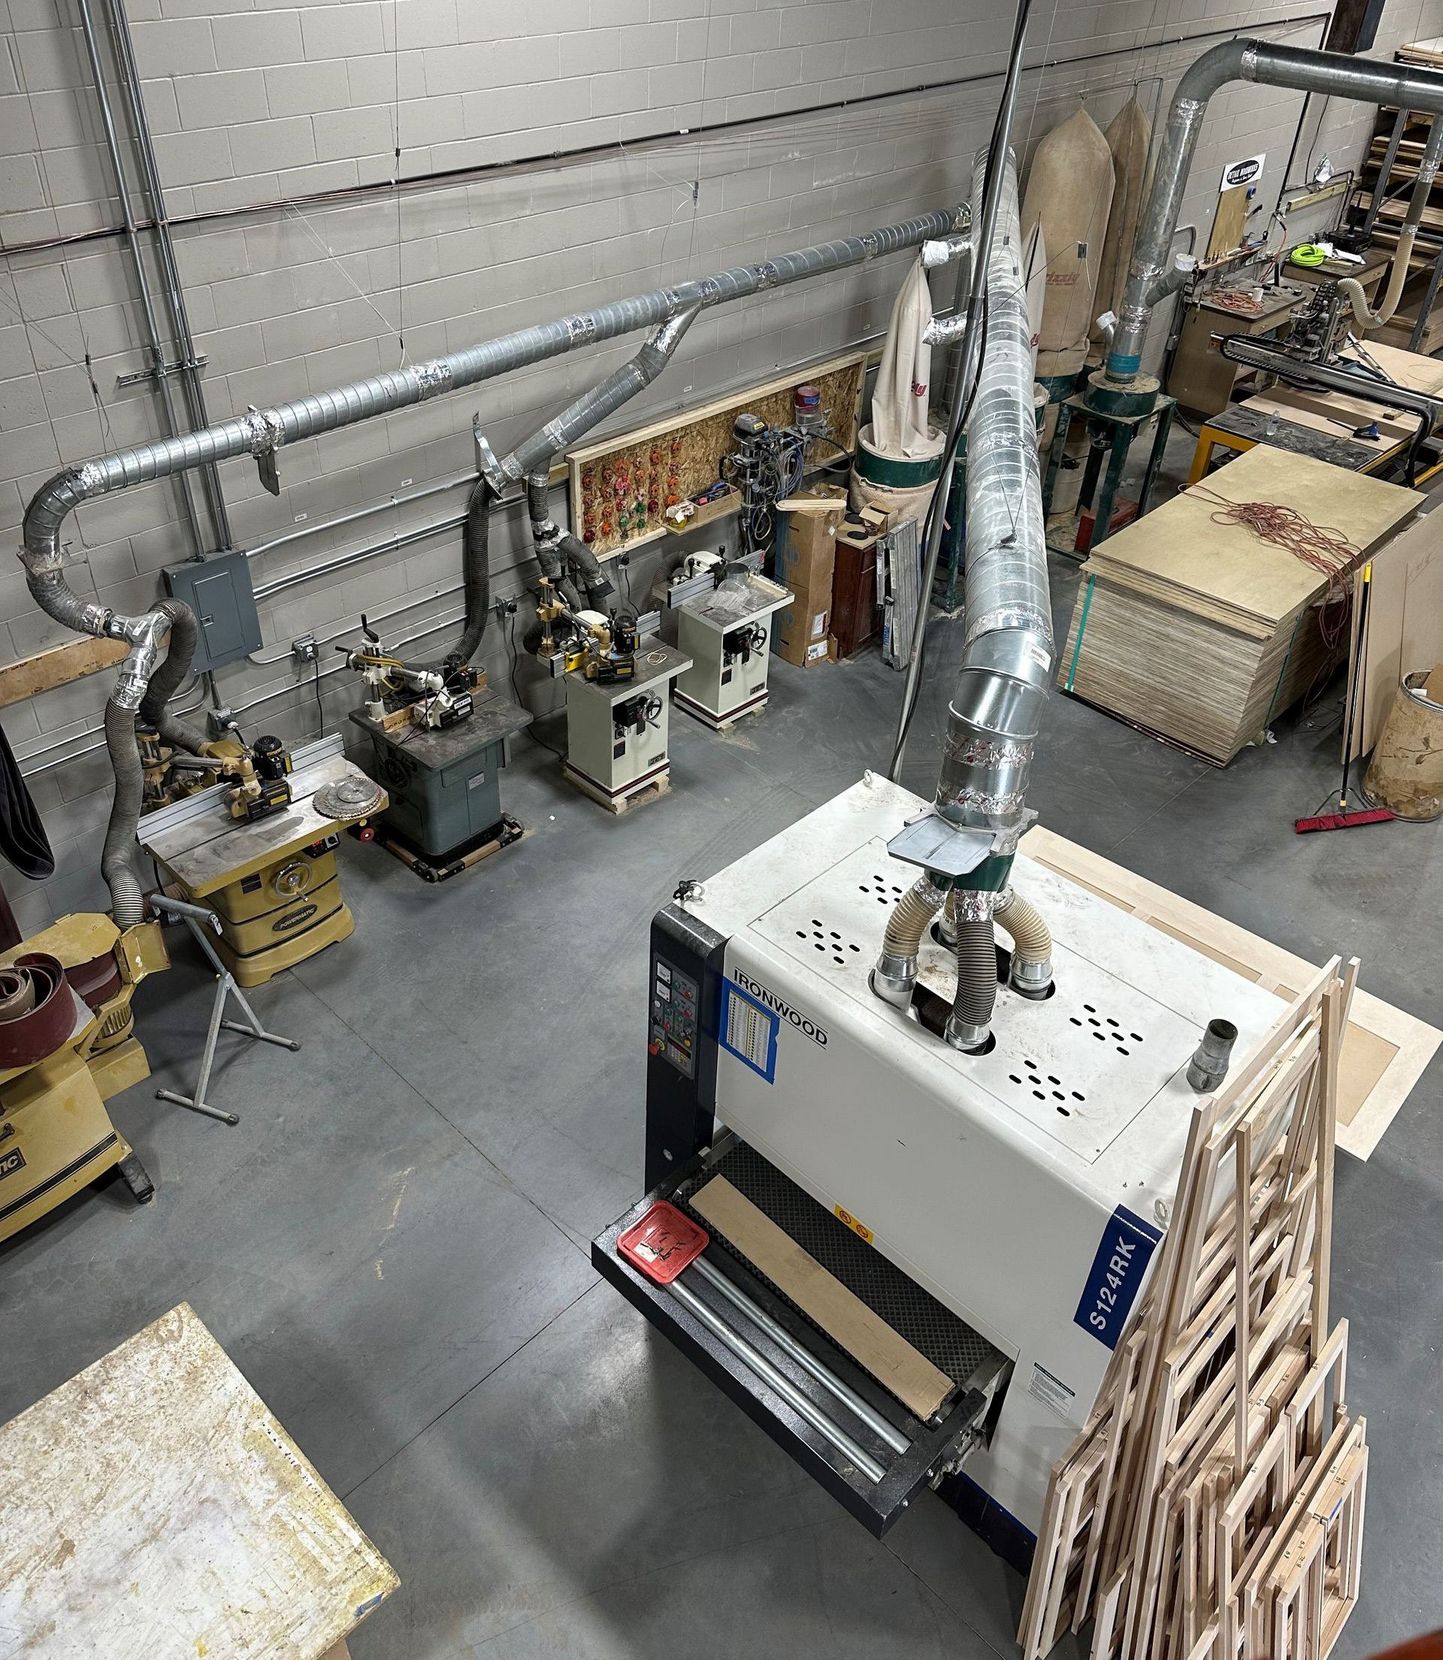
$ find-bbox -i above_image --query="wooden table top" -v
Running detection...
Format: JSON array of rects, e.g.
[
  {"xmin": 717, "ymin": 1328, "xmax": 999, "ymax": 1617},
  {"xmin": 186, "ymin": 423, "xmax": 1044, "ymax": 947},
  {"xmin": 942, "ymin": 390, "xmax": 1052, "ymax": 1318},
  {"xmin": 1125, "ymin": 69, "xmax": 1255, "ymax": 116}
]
[{"xmin": 0, "ymin": 1304, "xmax": 397, "ymax": 1659}]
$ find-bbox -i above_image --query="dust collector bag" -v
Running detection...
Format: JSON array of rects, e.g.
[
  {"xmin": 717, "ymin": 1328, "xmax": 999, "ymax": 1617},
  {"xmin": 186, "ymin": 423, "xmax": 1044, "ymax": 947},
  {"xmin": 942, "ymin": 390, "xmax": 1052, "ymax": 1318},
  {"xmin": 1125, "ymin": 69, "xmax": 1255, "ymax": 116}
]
[{"xmin": 0, "ymin": 718, "xmax": 54, "ymax": 880}]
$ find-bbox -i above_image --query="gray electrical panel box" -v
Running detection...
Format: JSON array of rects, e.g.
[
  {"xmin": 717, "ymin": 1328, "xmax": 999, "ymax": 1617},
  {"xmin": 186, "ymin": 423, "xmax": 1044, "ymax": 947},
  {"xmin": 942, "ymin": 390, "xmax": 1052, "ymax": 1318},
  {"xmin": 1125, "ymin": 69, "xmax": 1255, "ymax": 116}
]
[{"xmin": 163, "ymin": 550, "xmax": 264, "ymax": 671}]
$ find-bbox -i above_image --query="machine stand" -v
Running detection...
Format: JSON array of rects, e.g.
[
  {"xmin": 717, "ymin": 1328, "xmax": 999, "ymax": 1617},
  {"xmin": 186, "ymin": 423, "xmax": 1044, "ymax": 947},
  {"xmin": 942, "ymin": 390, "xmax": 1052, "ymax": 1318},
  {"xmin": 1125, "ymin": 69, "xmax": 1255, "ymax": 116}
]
[
  {"xmin": 1043, "ymin": 388, "xmax": 1176, "ymax": 557},
  {"xmin": 152, "ymin": 900, "xmax": 301, "ymax": 1128}
]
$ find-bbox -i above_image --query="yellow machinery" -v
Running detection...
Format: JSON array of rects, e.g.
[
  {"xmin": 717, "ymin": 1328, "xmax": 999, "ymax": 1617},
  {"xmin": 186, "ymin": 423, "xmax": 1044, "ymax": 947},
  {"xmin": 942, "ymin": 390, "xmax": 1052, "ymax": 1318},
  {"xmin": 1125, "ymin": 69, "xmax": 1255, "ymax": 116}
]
[
  {"xmin": 138, "ymin": 734, "xmax": 384, "ymax": 990},
  {"xmin": 0, "ymin": 913, "xmax": 168, "ymax": 1243}
]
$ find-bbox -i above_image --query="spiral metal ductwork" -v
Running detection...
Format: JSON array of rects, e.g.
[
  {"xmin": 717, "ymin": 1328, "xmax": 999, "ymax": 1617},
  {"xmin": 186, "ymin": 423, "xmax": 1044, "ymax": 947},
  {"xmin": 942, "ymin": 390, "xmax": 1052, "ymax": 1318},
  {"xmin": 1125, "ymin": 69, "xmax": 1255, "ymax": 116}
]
[{"xmin": 19, "ymin": 207, "xmax": 958, "ymax": 915}]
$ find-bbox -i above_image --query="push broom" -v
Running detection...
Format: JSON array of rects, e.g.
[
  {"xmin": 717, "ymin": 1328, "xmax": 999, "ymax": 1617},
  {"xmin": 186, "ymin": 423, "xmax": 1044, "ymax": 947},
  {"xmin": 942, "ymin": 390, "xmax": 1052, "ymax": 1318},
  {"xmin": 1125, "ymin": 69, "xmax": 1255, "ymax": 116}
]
[{"xmin": 1294, "ymin": 561, "xmax": 1394, "ymax": 834}]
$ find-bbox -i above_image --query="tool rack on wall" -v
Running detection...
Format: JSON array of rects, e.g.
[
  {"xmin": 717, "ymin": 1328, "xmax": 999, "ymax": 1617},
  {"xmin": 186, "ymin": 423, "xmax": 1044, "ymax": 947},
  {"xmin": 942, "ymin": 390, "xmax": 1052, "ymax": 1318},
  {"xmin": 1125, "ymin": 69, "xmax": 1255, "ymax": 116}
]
[{"xmin": 566, "ymin": 350, "xmax": 865, "ymax": 561}]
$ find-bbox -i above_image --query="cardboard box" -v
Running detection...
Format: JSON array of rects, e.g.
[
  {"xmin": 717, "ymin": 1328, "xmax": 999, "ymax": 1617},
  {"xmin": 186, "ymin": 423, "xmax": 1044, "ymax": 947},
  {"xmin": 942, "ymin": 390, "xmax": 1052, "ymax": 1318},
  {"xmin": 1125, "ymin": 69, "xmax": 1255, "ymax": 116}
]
[
  {"xmin": 776, "ymin": 486, "xmax": 847, "ymax": 593},
  {"xmin": 773, "ymin": 589, "xmax": 832, "ymax": 666}
]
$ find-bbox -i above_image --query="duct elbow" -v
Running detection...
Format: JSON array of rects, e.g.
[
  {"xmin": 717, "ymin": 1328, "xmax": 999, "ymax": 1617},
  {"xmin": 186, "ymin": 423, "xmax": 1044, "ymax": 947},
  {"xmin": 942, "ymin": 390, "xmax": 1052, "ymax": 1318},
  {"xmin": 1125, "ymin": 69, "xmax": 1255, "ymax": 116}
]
[{"xmin": 923, "ymin": 311, "xmax": 969, "ymax": 346}]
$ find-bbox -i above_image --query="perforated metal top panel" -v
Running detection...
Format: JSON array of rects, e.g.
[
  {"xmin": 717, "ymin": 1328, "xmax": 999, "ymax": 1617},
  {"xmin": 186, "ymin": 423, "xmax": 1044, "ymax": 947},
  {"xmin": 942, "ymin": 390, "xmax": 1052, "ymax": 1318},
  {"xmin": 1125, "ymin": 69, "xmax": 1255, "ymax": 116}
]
[{"xmin": 752, "ymin": 840, "xmax": 1203, "ymax": 1165}]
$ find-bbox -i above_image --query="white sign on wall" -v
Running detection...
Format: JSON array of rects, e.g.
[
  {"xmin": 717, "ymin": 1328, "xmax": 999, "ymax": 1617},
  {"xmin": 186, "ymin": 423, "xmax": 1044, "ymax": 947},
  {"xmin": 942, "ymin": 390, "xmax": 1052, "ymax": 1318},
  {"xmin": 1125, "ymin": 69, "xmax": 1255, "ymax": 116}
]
[{"xmin": 1218, "ymin": 152, "xmax": 1266, "ymax": 193}]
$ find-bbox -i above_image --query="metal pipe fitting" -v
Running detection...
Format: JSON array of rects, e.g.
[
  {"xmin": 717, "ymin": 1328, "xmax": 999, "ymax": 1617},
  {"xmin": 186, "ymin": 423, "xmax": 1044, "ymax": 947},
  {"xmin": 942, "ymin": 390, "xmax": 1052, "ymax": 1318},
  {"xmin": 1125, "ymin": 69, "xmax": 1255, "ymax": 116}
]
[
  {"xmin": 1107, "ymin": 40, "xmax": 1443, "ymax": 383},
  {"xmin": 1187, "ymin": 1017, "xmax": 1239, "ymax": 1092},
  {"xmin": 482, "ymin": 302, "xmax": 702, "ymax": 488}
]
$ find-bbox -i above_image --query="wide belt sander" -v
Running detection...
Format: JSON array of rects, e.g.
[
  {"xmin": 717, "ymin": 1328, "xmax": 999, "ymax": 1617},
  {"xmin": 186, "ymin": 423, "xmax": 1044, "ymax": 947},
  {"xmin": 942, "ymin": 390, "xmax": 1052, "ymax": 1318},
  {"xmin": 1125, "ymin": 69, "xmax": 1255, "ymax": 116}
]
[{"xmin": 0, "ymin": 913, "xmax": 168, "ymax": 1242}]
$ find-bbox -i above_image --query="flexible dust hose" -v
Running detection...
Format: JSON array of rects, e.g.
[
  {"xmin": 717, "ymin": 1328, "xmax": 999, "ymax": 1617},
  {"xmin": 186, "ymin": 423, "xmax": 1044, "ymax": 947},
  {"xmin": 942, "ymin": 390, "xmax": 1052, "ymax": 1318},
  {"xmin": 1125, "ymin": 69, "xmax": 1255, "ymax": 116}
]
[
  {"xmin": 447, "ymin": 474, "xmax": 493, "ymax": 663},
  {"xmin": 995, "ymin": 888, "xmax": 1053, "ymax": 997},
  {"xmin": 559, "ymin": 531, "xmax": 614, "ymax": 604},
  {"xmin": 872, "ymin": 875, "xmax": 948, "ymax": 1009},
  {"xmin": 1341, "ymin": 114, "xmax": 1443, "ymax": 328},
  {"xmin": 946, "ymin": 917, "xmax": 998, "ymax": 1052},
  {"xmin": 139, "ymin": 598, "xmax": 208, "ymax": 754},
  {"xmin": 102, "ymin": 698, "xmax": 147, "ymax": 926}
]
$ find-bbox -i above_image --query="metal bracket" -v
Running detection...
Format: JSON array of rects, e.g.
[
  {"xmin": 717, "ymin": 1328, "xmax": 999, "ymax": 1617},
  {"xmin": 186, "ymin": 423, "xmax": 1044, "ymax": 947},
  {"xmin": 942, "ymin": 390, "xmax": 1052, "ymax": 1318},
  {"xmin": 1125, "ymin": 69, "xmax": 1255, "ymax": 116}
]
[
  {"xmin": 885, "ymin": 812, "xmax": 998, "ymax": 878},
  {"xmin": 115, "ymin": 354, "xmax": 208, "ymax": 389}
]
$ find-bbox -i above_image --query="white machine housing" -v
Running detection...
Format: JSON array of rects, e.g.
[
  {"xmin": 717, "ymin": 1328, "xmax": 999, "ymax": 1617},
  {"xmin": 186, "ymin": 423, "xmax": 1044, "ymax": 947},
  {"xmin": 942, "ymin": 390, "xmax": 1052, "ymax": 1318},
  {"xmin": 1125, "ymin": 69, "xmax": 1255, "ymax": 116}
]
[
  {"xmin": 674, "ymin": 572, "xmax": 792, "ymax": 728},
  {"xmin": 687, "ymin": 775, "xmax": 1285, "ymax": 1534},
  {"xmin": 563, "ymin": 643, "xmax": 691, "ymax": 804}
]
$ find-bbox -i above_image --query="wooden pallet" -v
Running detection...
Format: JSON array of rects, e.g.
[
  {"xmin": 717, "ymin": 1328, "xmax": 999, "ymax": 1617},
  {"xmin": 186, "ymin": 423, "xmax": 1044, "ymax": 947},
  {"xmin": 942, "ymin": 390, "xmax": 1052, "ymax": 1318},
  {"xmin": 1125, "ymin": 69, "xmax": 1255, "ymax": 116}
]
[
  {"xmin": 563, "ymin": 762, "xmax": 671, "ymax": 815},
  {"xmin": 1019, "ymin": 961, "xmax": 1370, "ymax": 1660}
]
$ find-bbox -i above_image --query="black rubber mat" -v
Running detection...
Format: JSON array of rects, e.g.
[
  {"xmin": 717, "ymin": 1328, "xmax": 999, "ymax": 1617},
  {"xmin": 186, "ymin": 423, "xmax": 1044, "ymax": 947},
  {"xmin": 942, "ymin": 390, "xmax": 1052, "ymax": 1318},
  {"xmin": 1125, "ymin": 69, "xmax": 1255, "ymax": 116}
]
[{"xmin": 679, "ymin": 1140, "xmax": 1002, "ymax": 1401}]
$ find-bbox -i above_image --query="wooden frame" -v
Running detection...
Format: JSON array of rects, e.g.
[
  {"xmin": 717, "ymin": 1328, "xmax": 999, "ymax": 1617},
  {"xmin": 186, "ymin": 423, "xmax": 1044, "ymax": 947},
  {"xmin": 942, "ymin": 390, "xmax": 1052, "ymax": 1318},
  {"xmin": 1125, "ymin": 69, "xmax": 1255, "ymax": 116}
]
[
  {"xmin": 1020, "ymin": 961, "xmax": 1370, "ymax": 1660},
  {"xmin": 1022, "ymin": 826, "xmax": 1439, "ymax": 1160}
]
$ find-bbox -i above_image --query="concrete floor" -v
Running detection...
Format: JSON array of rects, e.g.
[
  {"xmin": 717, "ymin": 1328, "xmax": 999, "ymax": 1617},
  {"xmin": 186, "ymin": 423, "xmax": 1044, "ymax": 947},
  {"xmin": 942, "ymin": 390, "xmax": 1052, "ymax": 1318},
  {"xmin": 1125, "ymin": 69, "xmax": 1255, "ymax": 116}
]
[{"xmin": 3, "ymin": 549, "xmax": 1441, "ymax": 1658}]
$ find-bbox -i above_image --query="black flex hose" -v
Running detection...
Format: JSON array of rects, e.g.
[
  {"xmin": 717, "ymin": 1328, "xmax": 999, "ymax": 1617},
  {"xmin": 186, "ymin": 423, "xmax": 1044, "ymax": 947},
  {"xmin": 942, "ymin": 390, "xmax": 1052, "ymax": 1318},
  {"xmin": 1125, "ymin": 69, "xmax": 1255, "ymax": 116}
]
[
  {"xmin": 139, "ymin": 597, "xmax": 209, "ymax": 754},
  {"xmin": 559, "ymin": 531, "xmax": 614, "ymax": 602},
  {"xmin": 952, "ymin": 916, "xmax": 999, "ymax": 1032},
  {"xmin": 102, "ymin": 697, "xmax": 147, "ymax": 926},
  {"xmin": 449, "ymin": 474, "xmax": 493, "ymax": 663}
]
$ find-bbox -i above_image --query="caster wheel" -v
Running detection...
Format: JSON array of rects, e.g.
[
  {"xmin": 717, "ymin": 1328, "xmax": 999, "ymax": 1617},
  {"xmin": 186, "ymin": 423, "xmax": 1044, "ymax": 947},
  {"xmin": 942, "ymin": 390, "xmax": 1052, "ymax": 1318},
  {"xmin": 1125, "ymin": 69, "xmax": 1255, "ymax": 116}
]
[{"xmin": 118, "ymin": 1151, "xmax": 155, "ymax": 1205}]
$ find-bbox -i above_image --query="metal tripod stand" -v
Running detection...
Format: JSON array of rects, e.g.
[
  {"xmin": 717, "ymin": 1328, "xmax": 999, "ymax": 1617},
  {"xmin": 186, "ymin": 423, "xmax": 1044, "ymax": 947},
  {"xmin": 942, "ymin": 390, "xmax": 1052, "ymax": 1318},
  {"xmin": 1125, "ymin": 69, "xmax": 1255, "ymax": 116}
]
[{"xmin": 150, "ymin": 894, "xmax": 300, "ymax": 1127}]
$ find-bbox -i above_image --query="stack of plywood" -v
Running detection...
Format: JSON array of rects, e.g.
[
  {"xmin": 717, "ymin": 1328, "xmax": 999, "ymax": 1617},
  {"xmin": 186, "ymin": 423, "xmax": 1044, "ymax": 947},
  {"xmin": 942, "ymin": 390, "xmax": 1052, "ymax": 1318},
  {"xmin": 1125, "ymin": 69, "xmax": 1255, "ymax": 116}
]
[
  {"xmin": 1058, "ymin": 446, "xmax": 1421, "ymax": 763},
  {"xmin": 1020, "ymin": 959, "xmax": 1367, "ymax": 1660}
]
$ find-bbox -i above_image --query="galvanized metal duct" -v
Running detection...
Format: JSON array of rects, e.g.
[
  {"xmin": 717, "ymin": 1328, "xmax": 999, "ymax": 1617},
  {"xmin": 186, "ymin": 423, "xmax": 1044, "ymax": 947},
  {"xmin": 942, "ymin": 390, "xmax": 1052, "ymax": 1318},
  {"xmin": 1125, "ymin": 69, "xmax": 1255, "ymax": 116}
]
[
  {"xmin": 23, "ymin": 207, "xmax": 957, "ymax": 586},
  {"xmin": 481, "ymin": 304, "xmax": 701, "ymax": 488},
  {"xmin": 1106, "ymin": 40, "xmax": 1443, "ymax": 383},
  {"xmin": 873, "ymin": 147, "xmax": 1052, "ymax": 1050},
  {"xmin": 20, "ymin": 206, "xmax": 956, "ymax": 919},
  {"xmin": 937, "ymin": 145, "xmax": 1051, "ymax": 854}
]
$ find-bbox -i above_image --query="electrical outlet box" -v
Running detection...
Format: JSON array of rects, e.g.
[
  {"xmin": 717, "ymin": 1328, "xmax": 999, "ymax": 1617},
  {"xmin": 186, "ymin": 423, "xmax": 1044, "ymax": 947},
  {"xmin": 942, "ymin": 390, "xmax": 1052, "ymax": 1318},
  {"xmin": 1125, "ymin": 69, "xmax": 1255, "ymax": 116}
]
[
  {"xmin": 163, "ymin": 550, "xmax": 263, "ymax": 672},
  {"xmin": 292, "ymin": 635, "xmax": 318, "ymax": 664}
]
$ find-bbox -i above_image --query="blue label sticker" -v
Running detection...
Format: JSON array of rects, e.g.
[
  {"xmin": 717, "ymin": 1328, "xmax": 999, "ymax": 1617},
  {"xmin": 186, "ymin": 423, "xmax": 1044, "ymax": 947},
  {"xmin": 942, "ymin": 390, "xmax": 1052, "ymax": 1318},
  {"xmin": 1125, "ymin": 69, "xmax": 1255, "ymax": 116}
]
[
  {"xmin": 1074, "ymin": 1205, "xmax": 1163, "ymax": 1349},
  {"xmin": 719, "ymin": 978, "xmax": 780, "ymax": 1083}
]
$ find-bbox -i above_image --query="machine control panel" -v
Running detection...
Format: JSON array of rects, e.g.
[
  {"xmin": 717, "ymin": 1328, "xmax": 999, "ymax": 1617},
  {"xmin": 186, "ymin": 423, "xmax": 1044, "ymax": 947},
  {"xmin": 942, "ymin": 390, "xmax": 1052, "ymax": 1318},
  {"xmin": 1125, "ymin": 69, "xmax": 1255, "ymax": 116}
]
[{"xmin": 649, "ymin": 955, "xmax": 698, "ymax": 1078}]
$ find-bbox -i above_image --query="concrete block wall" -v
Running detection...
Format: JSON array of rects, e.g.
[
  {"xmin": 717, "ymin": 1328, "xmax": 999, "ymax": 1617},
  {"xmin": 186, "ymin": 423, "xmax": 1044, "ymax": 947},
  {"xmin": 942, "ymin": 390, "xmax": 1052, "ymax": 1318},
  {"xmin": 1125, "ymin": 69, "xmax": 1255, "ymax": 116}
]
[{"xmin": 2, "ymin": 0, "xmax": 1441, "ymax": 929}]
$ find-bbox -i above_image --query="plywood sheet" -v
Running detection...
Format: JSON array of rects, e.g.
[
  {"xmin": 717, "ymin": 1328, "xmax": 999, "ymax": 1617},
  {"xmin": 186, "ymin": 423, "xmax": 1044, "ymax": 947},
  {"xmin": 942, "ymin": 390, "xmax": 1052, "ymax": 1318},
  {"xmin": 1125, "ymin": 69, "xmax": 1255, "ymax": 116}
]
[
  {"xmin": 1343, "ymin": 503, "xmax": 1443, "ymax": 760},
  {"xmin": 0, "ymin": 1303, "xmax": 398, "ymax": 1659},
  {"xmin": 1206, "ymin": 184, "xmax": 1249, "ymax": 260},
  {"xmin": 0, "ymin": 635, "xmax": 129, "ymax": 709},
  {"xmin": 690, "ymin": 1174, "xmax": 953, "ymax": 1419},
  {"xmin": 1083, "ymin": 446, "xmax": 1421, "ymax": 629},
  {"xmin": 1022, "ymin": 825, "xmax": 1440, "ymax": 1160}
]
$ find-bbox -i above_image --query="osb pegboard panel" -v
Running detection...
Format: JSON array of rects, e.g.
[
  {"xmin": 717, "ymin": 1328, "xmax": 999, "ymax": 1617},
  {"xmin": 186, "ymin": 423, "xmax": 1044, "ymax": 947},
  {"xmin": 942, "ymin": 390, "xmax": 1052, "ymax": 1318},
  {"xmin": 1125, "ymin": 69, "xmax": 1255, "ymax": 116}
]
[{"xmin": 567, "ymin": 349, "xmax": 865, "ymax": 561}]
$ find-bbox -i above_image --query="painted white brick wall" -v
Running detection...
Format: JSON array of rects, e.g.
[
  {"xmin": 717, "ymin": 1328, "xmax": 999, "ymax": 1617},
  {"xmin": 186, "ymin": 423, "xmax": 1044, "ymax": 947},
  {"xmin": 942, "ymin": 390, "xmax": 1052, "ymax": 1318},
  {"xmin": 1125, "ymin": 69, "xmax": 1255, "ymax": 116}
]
[{"xmin": 3, "ymin": 0, "xmax": 1443, "ymax": 928}]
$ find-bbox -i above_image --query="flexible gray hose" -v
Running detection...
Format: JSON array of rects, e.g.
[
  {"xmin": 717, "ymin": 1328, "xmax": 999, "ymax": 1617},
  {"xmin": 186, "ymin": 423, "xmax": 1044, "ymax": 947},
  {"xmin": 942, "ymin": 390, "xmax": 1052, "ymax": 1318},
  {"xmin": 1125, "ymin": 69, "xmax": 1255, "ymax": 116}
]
[
  {"xmin": 950, "ymin": 917, "xmax": 998, "ymax": 1035},
  {"xmin": 139, "ymin": 598, "xmax": 209, "ymax": 754},
  {"xmin": 102, "ymin": 698, "xmax": 146, "ymax": 926}
]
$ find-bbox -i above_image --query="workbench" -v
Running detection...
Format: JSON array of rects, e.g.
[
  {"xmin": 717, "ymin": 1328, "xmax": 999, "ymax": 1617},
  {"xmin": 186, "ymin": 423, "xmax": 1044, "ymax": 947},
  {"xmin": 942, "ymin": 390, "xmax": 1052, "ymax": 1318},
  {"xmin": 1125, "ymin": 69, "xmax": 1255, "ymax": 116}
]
[
  {"xmin": 1186, "ymin": 337, "xmax": 1443, "ymax": 487},
  {"xmin": 1168, "ymin": 282, "xmax": 1308, "ymax": 415},
  {"xmin": 0, "ymin": 1303, "xmax": 397, "ymax": 1658}
]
